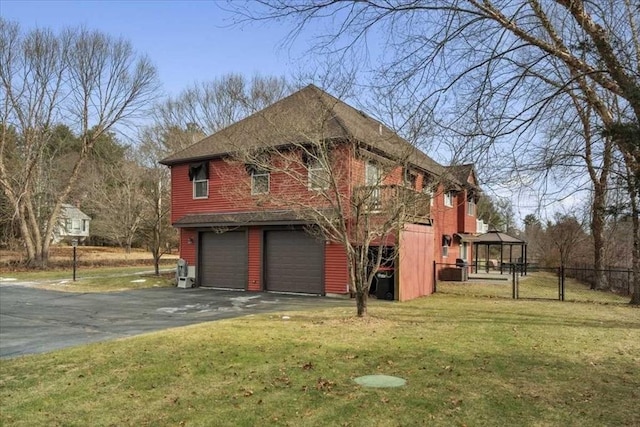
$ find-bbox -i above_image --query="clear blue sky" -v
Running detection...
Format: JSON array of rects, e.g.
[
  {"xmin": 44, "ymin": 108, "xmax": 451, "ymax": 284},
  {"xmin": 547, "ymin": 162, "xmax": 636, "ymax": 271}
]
[{"xmin": 0, "ymin": 0, "xmax": 307, "ymax": 96}]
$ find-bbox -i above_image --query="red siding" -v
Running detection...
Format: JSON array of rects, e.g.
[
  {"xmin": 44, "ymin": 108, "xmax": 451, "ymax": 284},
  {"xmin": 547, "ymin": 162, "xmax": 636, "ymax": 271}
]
[
  {"xmin": 180, "ymin": 229, "xmax": 197, "ymax": 265},
  {"xmin": 324, "ymin": 242, "xmax": 349, "ymax": 295},
  {"xmin": 431, "ymin": 184, "xmax": 461, "ymax": 264},
  {"xmin": 398, "ymin": 223, "xmax": 435, "ymax": 301},
  {"xmin": 247, "ymin": 227, "xmax": 262, "ymax": 291},
  {"xmin": 170, "ymin": 149, "xmax": 351, "ymax": 225}
]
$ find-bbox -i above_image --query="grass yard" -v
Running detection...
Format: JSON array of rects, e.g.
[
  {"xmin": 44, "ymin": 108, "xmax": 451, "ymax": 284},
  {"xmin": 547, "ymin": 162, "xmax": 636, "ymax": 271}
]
[
  {"xmin": 1, "ymin": 293, "xmax": 638, "ymax": 426},
  {"xmin": 0, "ymin": 266, "xmax": 176, "ymax": 292}
]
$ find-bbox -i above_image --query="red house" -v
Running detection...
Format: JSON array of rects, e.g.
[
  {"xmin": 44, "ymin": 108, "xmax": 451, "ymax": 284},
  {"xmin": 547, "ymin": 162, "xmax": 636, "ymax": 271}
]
[{"xmin": 160, "ymin": 85, "xmax": 481, "ymax": 300}]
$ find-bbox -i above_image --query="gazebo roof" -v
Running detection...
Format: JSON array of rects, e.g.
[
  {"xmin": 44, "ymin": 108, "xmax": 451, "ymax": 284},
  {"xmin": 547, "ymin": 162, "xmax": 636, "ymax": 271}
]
[{"xmin": 474, "ymin": 230, "xmax": 526, "ymax": 244}]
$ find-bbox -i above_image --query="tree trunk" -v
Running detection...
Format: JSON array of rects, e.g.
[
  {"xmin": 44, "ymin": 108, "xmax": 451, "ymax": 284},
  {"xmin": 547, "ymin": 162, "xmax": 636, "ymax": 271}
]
[
  {"xmin": 630, "ymin": 186, "xmax": 640, "ymax": 305},
  {"xmin": 591, "ymin": 192, "xmax": 608, "ymax": 290},
  {"xmin": 355, "ymin": 289, "xmax": 368, "ymax": 317},
  {"xmin": 630, "ymin": 218, "xmax": 640, "ymax": 305}
]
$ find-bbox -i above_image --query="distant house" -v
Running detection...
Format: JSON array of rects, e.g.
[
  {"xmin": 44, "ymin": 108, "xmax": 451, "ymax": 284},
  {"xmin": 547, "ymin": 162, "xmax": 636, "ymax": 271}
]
[{"xmin": 53, "ymin": 204, "xmax": 91, "ymax": 244}]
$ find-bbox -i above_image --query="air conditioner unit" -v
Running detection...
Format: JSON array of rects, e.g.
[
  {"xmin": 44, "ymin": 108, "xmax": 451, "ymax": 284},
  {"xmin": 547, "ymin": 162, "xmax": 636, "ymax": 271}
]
[{"xmin": 176, "ymin": 259, "xmax": 195, "ymax": 288}]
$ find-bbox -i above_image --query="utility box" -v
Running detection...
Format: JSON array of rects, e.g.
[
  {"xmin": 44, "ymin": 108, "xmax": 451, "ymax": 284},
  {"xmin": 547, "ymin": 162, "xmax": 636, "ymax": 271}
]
[
  {"xmin": 177, "ymin": 276, "xmax": 195, "ymax": 289},
  {"xmin": 176, "ymin": 259, "xmax": 195, "ymax": 288}
]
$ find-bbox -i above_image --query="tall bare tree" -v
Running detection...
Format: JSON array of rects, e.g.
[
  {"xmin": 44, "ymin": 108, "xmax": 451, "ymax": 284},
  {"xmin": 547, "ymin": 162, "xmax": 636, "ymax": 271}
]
[
  {"xmin": 0, "ymin": 19, "xmax": 158, "ymax": 267},
  {"xmin": 153, "ymin": 73, "xmax": 290, "ymax": 139},
  {"xmin": 90, "ymin": 158, "xmax": 146, "ymax": 252},
  {"xmin": 137, "ymin": 127, "xmax": 178, "ymax": 275},
  {"xmin": 230, "ymin": 0, "xmax": 640, "ymax": 303}
]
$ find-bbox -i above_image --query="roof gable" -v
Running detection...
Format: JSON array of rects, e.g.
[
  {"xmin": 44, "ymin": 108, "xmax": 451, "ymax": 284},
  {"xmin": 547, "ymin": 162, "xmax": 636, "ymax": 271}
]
[{"xmin": 444, "ymin": 164, "xmax": 479, "ymax": 190}]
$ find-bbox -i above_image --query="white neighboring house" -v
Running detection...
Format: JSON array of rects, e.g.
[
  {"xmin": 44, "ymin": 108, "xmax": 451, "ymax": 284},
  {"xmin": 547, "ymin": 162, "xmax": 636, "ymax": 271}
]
[{"xmin": 53, "ymin": 204, "xmax": 91, "ymax": 244}]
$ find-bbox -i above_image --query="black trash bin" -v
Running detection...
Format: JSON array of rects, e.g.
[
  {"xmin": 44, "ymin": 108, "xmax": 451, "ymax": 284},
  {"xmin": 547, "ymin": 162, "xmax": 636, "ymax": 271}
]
[{"xmin": 374, "ymin": 268, "xmax": 395, "ymax": 300}]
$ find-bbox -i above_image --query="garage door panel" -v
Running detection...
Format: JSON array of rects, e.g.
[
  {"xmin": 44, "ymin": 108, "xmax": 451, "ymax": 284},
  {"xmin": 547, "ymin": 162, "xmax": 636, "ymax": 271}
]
[
  {"xmin": 200, "ymin": 231, "xmax": 246, "ymax": 289},
  {"xmin": 265, "ymin": 230, "xmax": 323, "ymax": 294}
]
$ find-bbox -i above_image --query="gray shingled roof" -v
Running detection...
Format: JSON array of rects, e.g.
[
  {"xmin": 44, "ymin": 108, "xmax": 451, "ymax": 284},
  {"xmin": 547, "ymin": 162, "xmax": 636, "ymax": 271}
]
[
  {"xmin": 160, "ymin": 84, "xmax": 446, "ymax": 178},
  {"xmin": 444, "ymin": 163, "xmax": 480, "ymax": 190},
  {"xmin": 61, "ymin": 204, "xmax": 91, "ymax": 220},
  {"xmin": 475, "ymin": 230, "xmax": 526, "ymax": 244}
]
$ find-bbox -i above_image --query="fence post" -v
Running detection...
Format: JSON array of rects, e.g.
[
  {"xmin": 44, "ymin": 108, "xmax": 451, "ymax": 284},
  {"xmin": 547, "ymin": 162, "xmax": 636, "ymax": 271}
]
[
  {"xmin": 560, "ymin": 266, "xmax": 565, "ymax": 301},
  {"xmin": 433, "ymin": 260, "xmax": 437, "ymax": 293},
  {"xmin": 512, "ymin": 264, "xmax": 517, "ymax": 299}
]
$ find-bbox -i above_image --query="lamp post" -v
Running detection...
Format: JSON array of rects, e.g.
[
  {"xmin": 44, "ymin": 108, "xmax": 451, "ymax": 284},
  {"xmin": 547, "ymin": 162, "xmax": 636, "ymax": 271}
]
[{"xmin": 71, "ymin": 239, "xmax": 78, "ymax": 281}]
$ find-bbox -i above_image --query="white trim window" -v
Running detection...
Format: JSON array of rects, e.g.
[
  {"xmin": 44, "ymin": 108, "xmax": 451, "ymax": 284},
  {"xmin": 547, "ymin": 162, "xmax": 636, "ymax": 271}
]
[
  {"xmin": 190, "ymin": 162, "xmax": 209, "ymax": 199},
  {"xmin": 193, "ymin": 174, "xmax": 208, "ymax": 199},
  {"xmin": 251, "ymin": 168, "xmax": 270, "ymax": 195},
  {"xmin": 308, "ymin": 157, "xmax": 329, "ymax": 190},
  {"xmin": 444, "ymin": 190, "xmax": 454, "ymax": 207},
  {"xmin": 467, "ymin": 195, "xmax": 476, "ymax": 216},
  {"xmin": 442, "ymin": 245, "xmax": 449, "ymax": 258},
  {"xmin": 423, "ymin": 183, "xmax": 435, "ymax": 207}
]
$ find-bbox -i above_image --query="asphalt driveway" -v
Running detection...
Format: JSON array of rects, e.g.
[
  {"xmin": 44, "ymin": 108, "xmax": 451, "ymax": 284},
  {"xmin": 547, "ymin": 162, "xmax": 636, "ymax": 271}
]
[{"xmin": 0, "ymin": 284, "xmax": 350, "ymax": 359}]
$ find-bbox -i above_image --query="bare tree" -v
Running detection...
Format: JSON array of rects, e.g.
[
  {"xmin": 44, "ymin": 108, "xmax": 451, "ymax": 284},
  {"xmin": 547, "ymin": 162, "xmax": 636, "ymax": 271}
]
[
  {"xmin": 228, "ymin": 0, "xmax": 640, "ymax": 303},
  {"xmin": 137, "ymin": 127, "xmax": 177, "ymax": 275},
  {"xmin": 90, "ymin": 158, "xmax": 146, "ymax": 252},
  {"xmin": 153, "ymin": 73, "xmax": 290, "ymax": 139},
  {"xmin": 0, "ymin": 19, "xmax": 158, "ymax": 267}
]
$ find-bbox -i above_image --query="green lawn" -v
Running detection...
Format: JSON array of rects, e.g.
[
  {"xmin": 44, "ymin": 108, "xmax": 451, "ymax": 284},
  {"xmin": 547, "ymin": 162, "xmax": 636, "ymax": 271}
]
[
  {"xmin": 0, "ymin": 266, "xmax": 175, "ymax": 292},
  {"xmin": 1, "ymin": 293, "xmax": 638, "ymax": 426}
]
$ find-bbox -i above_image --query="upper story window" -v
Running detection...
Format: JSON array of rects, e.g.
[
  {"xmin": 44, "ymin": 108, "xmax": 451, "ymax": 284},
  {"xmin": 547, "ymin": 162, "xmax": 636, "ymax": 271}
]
[
  {"xmin": 422, "ymin": 176, "xmax": 435, "ymax": 207},
  {"xmin": 307, "ymin": 156, "xmax": 330, "ymax": 190},
  {"xmin": 403, "ymin": 169, "xmax": 417, "ymax": 189},
  {"xmin": 467, "ymin": 194, "xmax": 476, "ymax": 216},
  {"xmin": 251, "ymin": 168, "xmax": 270, "ymax": 195},
  {"xmin": 365, "ymin": 161, "xmax": 382, "ymax": 186},
  {"xmin": 444, "ymin": 190, "xmax": 454, "ymax": 207},
  {"xmin": 189, "ymin": 162, "xmax": 209, "ymax": 199}
]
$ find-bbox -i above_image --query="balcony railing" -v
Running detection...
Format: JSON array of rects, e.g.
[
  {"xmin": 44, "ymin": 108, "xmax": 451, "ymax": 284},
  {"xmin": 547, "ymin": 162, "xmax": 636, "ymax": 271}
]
[{"xmin": 353, "ymin": 185, "xmax": 431, "ymax": 221}]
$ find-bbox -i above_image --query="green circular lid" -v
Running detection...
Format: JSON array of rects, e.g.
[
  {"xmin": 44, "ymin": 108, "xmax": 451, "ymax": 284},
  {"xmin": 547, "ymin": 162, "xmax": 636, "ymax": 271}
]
[{"xmin": 354, "ymin": 375, "xmax": 406, "ymax": 388}]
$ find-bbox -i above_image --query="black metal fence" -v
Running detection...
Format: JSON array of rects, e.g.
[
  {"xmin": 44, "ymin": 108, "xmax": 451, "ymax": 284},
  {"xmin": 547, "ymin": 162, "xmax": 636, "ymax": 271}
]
[{"xmin": 434, "ymin": 261, "xmax": 634, "ymax": 304}]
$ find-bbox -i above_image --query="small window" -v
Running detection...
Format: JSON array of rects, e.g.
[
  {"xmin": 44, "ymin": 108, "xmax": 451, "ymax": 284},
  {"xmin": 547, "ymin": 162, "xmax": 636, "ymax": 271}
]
[
  {"xmin": 365, "ymin": 161, "xmax": 382, "ymax": 186},
  {"xmin": 193, "ymin": 179, "xmax": 208, "ymax": 199},
  {"xmin": 404, "ymin": 169, "xmax": 417, "ymax": 189},
  {"xmin": 190, "ymin": 163, "xmax": 209, "ymax": 199},
  {"xmin": 65, "ymin": 218, "xmax": 72, "ymax": 230},
  {"xmin": 423, "ymin": 184, "xmax": 435, "ymax": 207},
  {"xmin": 251, "ymin": 169, "xmax": 270, "ymax": 195},
  {"xmin": 444, "ymin": 191, "xmax": 454, "ymax": 207},
  {"xmin": 467, "ymin": 196, "xmax": 475, "ymax": 216},
  {"xmin": 442, "ymin": 245, "xmax": 449, "ymax": 258},
  {"xmin": 308, "ymin": 158, "xmax": 329, "ymax": 190},
  {"xmin": 82, "ymin": 219, "xmax": 88, "ymax": 232}
]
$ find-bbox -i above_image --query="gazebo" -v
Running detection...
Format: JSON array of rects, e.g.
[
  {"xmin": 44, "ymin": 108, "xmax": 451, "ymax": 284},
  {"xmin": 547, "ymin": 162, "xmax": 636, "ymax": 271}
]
[{"xmin": 472, "ymin": 230, "xmax": 527, "ymax": 275}]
